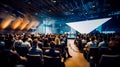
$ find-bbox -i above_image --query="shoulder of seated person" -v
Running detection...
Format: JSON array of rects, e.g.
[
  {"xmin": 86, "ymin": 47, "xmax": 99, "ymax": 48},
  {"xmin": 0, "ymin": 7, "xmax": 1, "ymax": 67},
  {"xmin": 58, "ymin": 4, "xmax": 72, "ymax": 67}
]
[
  {"xmin": 27, "ymin": 54, "xmax": 41, "ymax": 56},
  {"xmin": 44, "ymin": 55, "xmax": 60, "ymax": 58},
  {"xmin": 36, "ymin": 48, "xmax": 43, "ymax": 52},
  {"xmin": 45, "ymin": 49, "xmax": 50, "ymax": 52},
  {"xmin": 55, "ymin": 50, "xmax": 60, "ymax": 53}
]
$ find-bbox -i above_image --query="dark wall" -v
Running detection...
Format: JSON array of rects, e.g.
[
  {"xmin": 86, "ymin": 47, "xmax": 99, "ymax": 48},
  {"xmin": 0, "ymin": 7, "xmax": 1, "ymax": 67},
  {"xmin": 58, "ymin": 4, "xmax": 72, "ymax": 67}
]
[{"xmin": 102, "ymin": 15, "xmax": 120, "ymax": 33}]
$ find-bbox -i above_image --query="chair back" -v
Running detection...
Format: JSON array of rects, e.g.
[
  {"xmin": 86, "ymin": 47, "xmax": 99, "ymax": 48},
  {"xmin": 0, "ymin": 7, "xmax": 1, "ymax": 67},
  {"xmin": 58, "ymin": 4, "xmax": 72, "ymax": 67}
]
[
  {"xmin": 99, "ymin": 54, "xmax": 120, "ymax": 67},
  {"xmin": 44, "ymin": 56, "xmax": 62, "ymax": 67},
  {"xmin": 27, "ymin": 54, "xmax": 42, "ymax": 67}
]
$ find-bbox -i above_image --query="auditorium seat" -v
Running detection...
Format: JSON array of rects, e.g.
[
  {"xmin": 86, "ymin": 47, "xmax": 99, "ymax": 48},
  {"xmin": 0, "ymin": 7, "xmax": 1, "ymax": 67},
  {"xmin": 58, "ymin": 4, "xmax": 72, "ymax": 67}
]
[
  {"xmin": 16, "ymin": 46, "xmax": 28, "ymax": 57},
  {"xmin": 89, "ymin": 47, "xmax": 99, "ymax": 67},
  {"xmin": 98, "ymin": 54, "xmax": 120, "ymax": 67},
  {"xmin": 98, "ymin": 47, "xmax": 109, "ymax": 55},
  {"xmin": 43, "ymin": 55, "xmax": 62, "ymax": 67},
  {"xmin": 26, "ymin": 54, "xmax": 43, "ymax": 67}
]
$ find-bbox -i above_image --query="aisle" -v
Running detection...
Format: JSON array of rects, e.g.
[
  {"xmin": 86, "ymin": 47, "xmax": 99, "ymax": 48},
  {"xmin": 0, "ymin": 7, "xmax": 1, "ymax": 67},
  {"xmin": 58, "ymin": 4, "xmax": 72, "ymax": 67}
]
[{"xmin": 65, "ymin": 39, "xmax": 90, "ymax": 67}]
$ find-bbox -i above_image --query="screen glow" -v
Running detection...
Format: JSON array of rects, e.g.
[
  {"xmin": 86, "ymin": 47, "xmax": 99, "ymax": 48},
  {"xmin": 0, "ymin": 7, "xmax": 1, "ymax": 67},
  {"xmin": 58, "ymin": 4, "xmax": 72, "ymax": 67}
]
[{"xmin": 66, "ymin": 18, "xmax": 111, "ymax": 34}]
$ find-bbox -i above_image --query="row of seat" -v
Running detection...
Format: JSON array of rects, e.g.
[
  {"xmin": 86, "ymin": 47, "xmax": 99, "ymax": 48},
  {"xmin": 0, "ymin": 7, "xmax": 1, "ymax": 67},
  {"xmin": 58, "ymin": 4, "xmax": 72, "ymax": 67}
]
[
  {"xmin": 26, "ymin": 54, "xmax": 65, "ymax": 67},
  {"xmin": 86, "ymin": 47, "xmax": 120, "ymax": 67}
]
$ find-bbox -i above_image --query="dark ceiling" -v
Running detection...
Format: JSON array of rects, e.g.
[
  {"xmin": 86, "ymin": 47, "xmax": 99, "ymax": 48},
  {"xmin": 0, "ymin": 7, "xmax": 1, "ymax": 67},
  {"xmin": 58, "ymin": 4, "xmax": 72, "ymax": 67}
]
[{"xmin": 0, "ymin": 0, "xmax": 120, "ymax": 23}]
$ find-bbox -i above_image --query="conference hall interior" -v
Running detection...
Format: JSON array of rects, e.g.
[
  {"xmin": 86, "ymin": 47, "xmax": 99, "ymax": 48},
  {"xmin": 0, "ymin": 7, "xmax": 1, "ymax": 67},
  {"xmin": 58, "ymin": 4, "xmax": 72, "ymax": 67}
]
[{"xmin": 0, "ymin": 0, "xmax": 120, "ymax": 67}]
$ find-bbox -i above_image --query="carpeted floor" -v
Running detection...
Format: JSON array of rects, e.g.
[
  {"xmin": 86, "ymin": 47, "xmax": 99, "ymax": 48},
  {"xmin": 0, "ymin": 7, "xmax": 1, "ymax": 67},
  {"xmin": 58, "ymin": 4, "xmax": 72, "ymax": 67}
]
[{"xmin": 64, "ymin": 39, "xmax": 90, "ymax": 67}]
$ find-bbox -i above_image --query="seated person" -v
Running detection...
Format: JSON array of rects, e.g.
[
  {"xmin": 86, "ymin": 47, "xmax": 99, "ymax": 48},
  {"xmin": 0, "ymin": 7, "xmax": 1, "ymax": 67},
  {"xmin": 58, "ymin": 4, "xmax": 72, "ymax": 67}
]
[
  {"xmin": 28, "ymin": 39, "xmax": 43, "ymax": 59},
  {"xmin": 107, "ymin": 37, "xmax": 120, "ymax": 55},
  {"xmin": 98, "ymin": 37, "xmax": 108, "ymax": 48},
  {"xmin": 2, "ymin": 39, "xmax": 27, "ymax": 67},
  {"xmin": 44, "ymin": 41, "xmax": 61, "ymax": 58},
  {"xmin": 27, "ymin": 39, "xmax": 43, "ymax": 67}
]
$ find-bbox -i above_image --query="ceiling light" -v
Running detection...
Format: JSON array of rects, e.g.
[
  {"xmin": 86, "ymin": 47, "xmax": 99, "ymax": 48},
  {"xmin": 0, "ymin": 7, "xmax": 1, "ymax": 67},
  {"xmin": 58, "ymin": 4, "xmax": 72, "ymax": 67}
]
[
  {"xmin": 85, "ymin": 13, "xmax": 88, "ymax": 14},
  {"xmin": 70, "ymin": 9, "xmax": 74, "ymax": 11},
  {"xmin": 3, "ymin": 4, "xmax": 8, "ymax": 7},
  {"xmin": 92, "ymin": 5, "xmax": 95, "ymax": 8},
  {"xmin": 35, "ymin": 13, "xmax": 38, "ymax": 15},
  {"xmin": 72, "ymin": 13, "xmax": 74, "ymax": 14},
  {"xmin": 48, "ymin": 10, "xmax": 51, "ymax": 12},
  {"xmin": 28, "ymin": 2, "xmax": 31, "ymax": 4},
  {"xmin": 52, "ymin": 0, "xmax": 56, "ymax": 3}
]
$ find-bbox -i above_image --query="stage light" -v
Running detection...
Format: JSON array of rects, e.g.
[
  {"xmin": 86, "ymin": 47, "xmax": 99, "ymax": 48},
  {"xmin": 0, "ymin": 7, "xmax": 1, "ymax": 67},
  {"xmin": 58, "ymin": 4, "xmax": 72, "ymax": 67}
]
[
  {"xmin": 0, "ymin": 16, "xmax": 14, "ymax": 29},
  {"xmin": 26, "ymin": 21, "xmax": 35, "ymax": 30},
  {"xmin": 11, "ymin": 17, "xmax": 23, "ymax": 30},
  {"xmin": 19, "ymin": 17, "xmax": 29, "ymax": 30}
]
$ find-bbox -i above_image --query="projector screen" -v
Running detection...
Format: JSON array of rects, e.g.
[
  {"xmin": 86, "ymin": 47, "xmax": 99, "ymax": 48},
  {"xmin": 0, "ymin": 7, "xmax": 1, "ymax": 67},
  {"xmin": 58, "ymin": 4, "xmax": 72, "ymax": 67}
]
[{"xmin": 66, "ymin": 17, "xmax": 111, "ymax": 34}]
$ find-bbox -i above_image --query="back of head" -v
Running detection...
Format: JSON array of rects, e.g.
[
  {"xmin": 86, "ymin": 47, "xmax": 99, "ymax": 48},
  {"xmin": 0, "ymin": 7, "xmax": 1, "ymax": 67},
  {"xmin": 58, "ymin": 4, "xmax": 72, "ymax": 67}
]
[
  {"xmin": 0, "ymin": 41, "xmax": 5, "ymax": 50},
  {"xmin": 50, "ymin": 41, "xmax": 55, "ymax": 48},
  {"xmin": 91, "ymin": 37, "xmax": 95, "ymax": 41},
  {"xmin": 108, "ymin": 37, "xmax": 120, "ymax": 54},
  {"xmin": 5, "ymin": 39, "xmax": 14, "ymax": 49},
  {"xmin": 61, "ymin": 41, "xmax": 65, "ymax": 45},
  {"xmin": 23, "ymin": 36, "xmax": 28, "ymax": 42},
  {"xmin": 32, "ymin": 39, "xmax": 38, "ymax": 47},
  {"xmin": 0, "ymin": 34, "xmax": 5, "ymax": 41}
]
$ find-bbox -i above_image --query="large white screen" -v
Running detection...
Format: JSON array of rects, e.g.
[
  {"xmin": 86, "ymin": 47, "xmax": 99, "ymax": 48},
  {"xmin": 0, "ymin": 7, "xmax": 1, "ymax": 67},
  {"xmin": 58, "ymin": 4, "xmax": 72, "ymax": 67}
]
[{"xmin": 66, "ymin": 18, "xmax": 111, "ymax": 34}]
